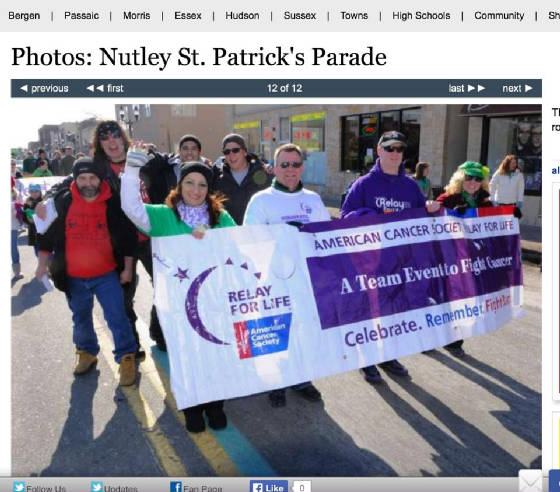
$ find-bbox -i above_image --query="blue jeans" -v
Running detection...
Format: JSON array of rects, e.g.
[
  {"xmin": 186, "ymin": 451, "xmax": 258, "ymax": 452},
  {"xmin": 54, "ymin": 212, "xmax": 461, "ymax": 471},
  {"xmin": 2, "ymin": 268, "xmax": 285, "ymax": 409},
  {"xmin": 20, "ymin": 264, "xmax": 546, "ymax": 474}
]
[
  {"xmin": 11, "ymin": 229, "xmax": 20, "ymax": 264},
  {"xmin": 66, "ymin": 271, "xmax": 137, "ymax": 362}
]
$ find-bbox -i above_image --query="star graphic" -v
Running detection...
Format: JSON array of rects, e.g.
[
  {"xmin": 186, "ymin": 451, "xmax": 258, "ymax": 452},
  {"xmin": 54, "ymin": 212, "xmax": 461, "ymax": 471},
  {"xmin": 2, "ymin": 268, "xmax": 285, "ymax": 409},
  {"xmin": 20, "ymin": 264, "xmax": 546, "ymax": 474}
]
[{"xmin": 174, "ymin": 267, "xmax": 189, "ymax": 282}]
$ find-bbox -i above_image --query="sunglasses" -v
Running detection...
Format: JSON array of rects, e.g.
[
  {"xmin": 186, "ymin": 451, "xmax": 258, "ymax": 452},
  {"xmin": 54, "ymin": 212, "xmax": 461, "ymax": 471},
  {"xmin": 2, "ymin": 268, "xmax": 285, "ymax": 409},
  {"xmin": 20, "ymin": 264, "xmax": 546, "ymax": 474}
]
[
  {"xmin": 279, "ymin": 161, "xmax": 303, "ymax": 169},
  {"xmin": 464, "ymin": 175, "xmax": 483, "ymax": 182},
  {"xmin": 223, "ymin": 147, "xmax": 242, "ymax": 155},
  {"xmin": 98, "ymin": 128, "xmax": 122, "ymax": 141},
  {"xmin": 383, "ymin": 146, "xmax": 405, "ymax": 153}
]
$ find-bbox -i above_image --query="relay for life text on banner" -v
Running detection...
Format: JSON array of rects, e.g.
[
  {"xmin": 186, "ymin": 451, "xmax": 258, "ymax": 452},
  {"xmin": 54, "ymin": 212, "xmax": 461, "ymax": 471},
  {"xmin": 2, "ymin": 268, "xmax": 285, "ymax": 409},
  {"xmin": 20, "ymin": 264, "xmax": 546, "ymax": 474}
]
[{"xmin": 152, "ymin": 207, "xmax": 523, "ymax": 409}]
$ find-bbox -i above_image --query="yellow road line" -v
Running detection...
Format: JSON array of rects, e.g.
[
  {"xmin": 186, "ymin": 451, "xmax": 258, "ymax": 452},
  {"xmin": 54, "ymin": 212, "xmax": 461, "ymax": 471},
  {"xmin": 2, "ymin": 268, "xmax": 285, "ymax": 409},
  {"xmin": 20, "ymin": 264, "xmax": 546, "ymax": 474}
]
[
  {"xmin": 95, "ymin": 319, "xmax": 188, "ymax": 477},
  {"xmin": 140, "ymin": 349, "xmax": 241, "ymax": 476}
]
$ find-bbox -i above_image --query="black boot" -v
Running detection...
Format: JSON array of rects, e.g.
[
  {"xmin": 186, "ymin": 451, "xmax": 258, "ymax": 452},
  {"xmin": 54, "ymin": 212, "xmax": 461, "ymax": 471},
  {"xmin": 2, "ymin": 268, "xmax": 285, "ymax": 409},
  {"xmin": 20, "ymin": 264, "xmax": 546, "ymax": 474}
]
[
  {"xmin": 204, "ymin": 401, "xmax": 227, "ymax": 430},
  {"xmin": 183, "ymin": 406, "xmax": 205, "ymax": 433}
]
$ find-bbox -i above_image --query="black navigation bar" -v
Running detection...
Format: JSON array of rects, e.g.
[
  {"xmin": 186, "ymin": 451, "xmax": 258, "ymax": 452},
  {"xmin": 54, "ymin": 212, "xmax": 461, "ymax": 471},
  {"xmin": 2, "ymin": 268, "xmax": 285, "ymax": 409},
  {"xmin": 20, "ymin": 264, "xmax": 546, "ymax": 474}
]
[{"xmin": 11, "ymin": 79, "xmax": 542, "ymax": 98}]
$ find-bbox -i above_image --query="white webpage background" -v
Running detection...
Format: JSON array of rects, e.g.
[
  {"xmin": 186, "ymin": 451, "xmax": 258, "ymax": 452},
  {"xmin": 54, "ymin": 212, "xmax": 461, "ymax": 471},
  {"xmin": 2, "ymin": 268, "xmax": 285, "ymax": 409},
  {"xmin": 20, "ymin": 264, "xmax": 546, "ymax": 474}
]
[{"xmin": 0, "ymin": 25, "xmax": 553, "ymax": 476}]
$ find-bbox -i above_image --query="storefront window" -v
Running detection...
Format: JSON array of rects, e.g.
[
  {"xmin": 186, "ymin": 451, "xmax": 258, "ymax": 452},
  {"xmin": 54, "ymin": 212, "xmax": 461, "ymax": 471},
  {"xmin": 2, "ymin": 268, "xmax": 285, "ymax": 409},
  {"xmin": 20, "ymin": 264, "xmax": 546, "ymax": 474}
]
[
  {"xmin": 290, "ymin": 112, "xmax": 325, "ymax": 155},
  {"xmin": 341, "ymin": 115, "xmax": 359, "ymax": 171},
  {"xmin": 401, "ymin": 109, "xmax": 422, "ymax": 173},
  {"xmin": 341, "ymin": 107, "xmax": 421, "ymax": 173},
  {"xmin": 487, "ymin": 115, "xmax": 541, "ymax": 195},
  {"xmin": 380, "ymin": 111, "xmax": 399, "ymax": 133},
  {"xmin": 279, "ymin": 117, "xmax": 290, "ymax": 143},
  {"xmin": 261, "ymin": 120, "xmax": 271, "ymax": 161}
]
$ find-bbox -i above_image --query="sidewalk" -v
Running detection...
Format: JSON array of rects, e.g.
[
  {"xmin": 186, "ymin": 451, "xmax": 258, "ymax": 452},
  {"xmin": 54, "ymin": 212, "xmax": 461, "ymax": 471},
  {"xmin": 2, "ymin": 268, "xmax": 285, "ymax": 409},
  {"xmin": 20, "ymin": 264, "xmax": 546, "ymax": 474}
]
[{"xmin": 325, "ymin": 206, "xmax": 542, "ymax": 260}]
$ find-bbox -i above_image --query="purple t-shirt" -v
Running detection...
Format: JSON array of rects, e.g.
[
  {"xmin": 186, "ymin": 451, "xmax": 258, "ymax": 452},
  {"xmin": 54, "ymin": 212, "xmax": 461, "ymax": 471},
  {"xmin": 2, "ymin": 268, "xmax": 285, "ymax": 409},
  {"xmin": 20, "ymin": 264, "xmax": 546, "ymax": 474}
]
[{"xmin": 341, "ymin": 159, "xmax": 426, "ymax": 218}]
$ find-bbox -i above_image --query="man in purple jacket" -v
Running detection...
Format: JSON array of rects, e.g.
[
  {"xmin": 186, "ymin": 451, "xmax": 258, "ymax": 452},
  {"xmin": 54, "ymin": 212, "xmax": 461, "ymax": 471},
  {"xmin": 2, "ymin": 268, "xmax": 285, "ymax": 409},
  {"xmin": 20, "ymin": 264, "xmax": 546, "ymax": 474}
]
[{"xmin": 341, "ymin": 130, "xmax": 440, "ymax": 384}]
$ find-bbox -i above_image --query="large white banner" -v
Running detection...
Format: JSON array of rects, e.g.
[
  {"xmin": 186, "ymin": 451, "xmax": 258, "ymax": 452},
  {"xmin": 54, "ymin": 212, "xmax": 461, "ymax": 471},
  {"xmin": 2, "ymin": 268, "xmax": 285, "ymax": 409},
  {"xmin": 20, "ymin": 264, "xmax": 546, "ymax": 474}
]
[{"xmin": 152, "ymin": 207, "xmax": 523, "ymax": 409}]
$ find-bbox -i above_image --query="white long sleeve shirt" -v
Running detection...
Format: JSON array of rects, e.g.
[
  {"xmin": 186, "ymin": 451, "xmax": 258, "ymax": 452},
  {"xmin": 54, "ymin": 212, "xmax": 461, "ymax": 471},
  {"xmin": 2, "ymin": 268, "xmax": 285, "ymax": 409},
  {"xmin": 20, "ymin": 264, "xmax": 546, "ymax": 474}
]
[
  {"xmin": 489, "ymin": 170, "xmax": 525, "ymax": 204},
  {"xmin": 120, "ymin": 166, "xmax": 152, "ymax": 233},
  {"xmin": 243, "ymin": 186, "xmax": 331, "ymax": 226}
]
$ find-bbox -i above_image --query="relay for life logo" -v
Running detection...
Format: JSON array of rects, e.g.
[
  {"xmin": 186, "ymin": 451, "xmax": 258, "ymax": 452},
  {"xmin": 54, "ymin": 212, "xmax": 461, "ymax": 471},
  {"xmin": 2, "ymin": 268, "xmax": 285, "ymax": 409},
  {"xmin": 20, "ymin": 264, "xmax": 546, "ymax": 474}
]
[{"xmin": 181, "ymin": 255, "xmax": 293, "ymax": 359}]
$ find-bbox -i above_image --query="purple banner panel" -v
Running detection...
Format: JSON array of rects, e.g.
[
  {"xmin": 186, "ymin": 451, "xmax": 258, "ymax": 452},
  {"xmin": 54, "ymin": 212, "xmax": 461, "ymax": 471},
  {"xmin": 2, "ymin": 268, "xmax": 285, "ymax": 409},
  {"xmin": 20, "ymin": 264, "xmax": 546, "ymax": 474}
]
[{"xmin": 306, "ymin": 235, "xmax": 522, "ymax": 330}]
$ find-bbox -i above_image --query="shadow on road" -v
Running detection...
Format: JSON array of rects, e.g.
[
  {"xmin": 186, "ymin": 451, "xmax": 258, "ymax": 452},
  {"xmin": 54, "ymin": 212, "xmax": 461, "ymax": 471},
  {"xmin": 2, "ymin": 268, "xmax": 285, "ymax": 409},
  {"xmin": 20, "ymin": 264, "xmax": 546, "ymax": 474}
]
[
  {"xmin": 379, "ymin": 374, "xmax": 526, "ymax": 475},
  {"xmin": 11, "ymin": 278, "xmax": 47, "ymax": 315},
  {"xmin": 426, "ymin": 350, "xmax": 541, "ymax": 450},
  {"xmin": 228, "ymin": 391, "xmax": 398, "ymax": 476},
  {"xmin": 149, "ymin": 347, "xmax": 397, "ymax": 476},
  {"xmin": 39, "ymin": 370, "xmax": 163, "ymax": 476}
]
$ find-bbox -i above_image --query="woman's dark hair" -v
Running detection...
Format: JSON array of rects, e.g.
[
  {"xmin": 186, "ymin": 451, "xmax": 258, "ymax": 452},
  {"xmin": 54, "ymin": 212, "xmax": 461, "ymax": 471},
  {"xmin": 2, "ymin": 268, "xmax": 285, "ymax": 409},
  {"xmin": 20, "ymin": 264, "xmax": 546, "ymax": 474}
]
[
  {"xmin": 91, "ymin": 120, "xmax": 131, "ymax": 163},
  {"xmin": 165, "ymin": 177, "xmax": 228, "ymax": 228},
  {"xmin": 414, "ymin": 162, "xmax": 430, "ymax": 180}
]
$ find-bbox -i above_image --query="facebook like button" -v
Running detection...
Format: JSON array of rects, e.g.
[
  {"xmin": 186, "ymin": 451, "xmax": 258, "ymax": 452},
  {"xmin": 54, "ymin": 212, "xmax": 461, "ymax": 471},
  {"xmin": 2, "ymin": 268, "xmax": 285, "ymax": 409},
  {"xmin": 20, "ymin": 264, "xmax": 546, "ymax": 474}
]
[
  {"xmin": 250, "ymin": 480, "xmax": 289, "ymax": 492},
  {"xmin": 550, "ymin": 470, "xmax": 560, "ymax": 492}
]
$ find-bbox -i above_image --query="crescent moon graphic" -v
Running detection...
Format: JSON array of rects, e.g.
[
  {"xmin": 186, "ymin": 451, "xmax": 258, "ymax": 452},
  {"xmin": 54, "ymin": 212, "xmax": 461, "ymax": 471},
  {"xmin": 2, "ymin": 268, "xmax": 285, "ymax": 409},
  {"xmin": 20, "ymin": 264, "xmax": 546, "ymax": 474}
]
[{"xmin": 185, "ymin": 266, "xmax": 230, "ymax": 345}]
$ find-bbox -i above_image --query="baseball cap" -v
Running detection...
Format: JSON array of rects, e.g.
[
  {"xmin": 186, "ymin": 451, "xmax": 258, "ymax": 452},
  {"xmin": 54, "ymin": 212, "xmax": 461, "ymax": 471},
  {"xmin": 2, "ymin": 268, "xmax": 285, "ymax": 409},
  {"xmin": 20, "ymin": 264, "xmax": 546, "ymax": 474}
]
[{"xmin": 378, "ymin": 131, "xmax": 408, "ymax": 148}]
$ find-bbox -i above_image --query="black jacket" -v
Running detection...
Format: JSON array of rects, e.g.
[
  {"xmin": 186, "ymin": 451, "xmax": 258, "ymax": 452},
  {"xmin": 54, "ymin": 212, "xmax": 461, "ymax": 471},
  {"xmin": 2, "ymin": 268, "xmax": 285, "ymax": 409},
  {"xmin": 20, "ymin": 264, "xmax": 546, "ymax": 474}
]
[
  {"xmin": 140, "ymin": 152, "xmax": 179, "ymax": 204},
  {"xmin": 37, "ymin": 184, "xmax": 138, "ymax": 293},
  {"xmin": 212, "ymin": 154, "xmax": 273, "ymax": 225}
]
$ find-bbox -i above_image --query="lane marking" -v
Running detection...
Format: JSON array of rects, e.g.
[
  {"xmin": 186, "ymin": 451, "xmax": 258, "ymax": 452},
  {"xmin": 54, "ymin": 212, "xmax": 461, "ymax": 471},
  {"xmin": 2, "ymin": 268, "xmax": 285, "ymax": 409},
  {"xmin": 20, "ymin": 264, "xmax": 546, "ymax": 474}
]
[
  {"xmin": 140, "ymin": 342, "xmax": 241, "ymax": 476},
  {"xmin": 136, "ymin": 317, "xmax": 276, "ymax": 476},
  {"xmin": 94, "ymin": 318, "xmax": 188, "ymax": 477}
]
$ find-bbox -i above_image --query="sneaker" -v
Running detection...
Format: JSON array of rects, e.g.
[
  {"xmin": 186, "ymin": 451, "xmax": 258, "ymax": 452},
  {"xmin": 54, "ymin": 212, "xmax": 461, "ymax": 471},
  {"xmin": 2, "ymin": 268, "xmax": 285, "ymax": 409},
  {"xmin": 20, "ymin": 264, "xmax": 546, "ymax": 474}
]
[
  {"xmin": 184, "ymin": 408, "xmax": 205, "ymax": 433},
  {"xmin": 444, "ymin": 345, "xmax": 466, "ymax": 358},
  {"xmin": 73, "ymin": 350, "xmax": 97, "ymax": 375},
  {"xmin": 361, "ymin": 365, "xmax": 382, "ymax": 384},
  {"xmin": 118, "ymin": 353, "xmax": 136, "ymax": 386},
  {"xmin": 294, "ymin": 384, "xmax": 322, "ymax": 402},
  {"xmin": 379, "ymin": 359, "xmax": 409, "ymax": 377},
  {"xmin": 268, "ymin": 389, "xmax": 287, "ymax": 408},
  {"xmin": 205, "ymin": 407, "xmax": 227, "ymax": 430}
]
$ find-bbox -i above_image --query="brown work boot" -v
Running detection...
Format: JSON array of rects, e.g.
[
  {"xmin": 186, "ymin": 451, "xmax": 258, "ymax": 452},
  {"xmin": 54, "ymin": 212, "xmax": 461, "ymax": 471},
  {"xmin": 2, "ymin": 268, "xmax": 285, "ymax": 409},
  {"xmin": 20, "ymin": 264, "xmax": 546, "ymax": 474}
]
[
  {"xmin": 73, "ymin": 350, "xmax": 97, "ymax": 375},
  {"xmin": 118, "ymin": 353, "xmax": 136, "ymax": 386}
]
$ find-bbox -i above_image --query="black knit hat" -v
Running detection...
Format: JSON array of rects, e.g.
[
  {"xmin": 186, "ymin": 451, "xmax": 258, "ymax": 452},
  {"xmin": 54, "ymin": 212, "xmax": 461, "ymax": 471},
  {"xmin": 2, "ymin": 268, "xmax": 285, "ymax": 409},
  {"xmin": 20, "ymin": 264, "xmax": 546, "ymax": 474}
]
[
  {"xmin": 178, "ymin": 134, "xmax": 202, "ymax": 151},
  {"xmin": 222, "ymin": 133, "xmax": 247, "ymax": 151},
  {"xmin": 179, "ymin": 162, "xmax": 214, "ymax": 190},
  {"xmin": 72, "ymin": 157, "xmax": 106, "ymax": 181}
]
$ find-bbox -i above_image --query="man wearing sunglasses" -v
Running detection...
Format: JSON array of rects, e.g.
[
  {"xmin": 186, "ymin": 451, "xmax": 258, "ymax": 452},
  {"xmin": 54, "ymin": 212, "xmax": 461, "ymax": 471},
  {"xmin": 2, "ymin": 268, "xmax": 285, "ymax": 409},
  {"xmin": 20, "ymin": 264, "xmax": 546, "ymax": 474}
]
[
  {"xmin": 244, "ymin": 143, "xmax": 331, "ymax": 407},
  {"xmin": 341, "ymin": 131, "xmax": 440, "ymax": 384},
  {"xmin": 213, "ymin": 133, "xmax": 272, "ymax": 225}
]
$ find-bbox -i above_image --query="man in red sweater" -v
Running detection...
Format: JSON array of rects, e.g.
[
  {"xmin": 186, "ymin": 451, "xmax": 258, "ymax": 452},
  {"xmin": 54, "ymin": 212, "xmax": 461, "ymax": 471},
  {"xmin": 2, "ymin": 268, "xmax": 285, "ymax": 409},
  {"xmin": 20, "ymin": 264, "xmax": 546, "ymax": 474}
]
[{"xmin": 36, "ymin": 158, "xmax": 138, "ymax": 386}]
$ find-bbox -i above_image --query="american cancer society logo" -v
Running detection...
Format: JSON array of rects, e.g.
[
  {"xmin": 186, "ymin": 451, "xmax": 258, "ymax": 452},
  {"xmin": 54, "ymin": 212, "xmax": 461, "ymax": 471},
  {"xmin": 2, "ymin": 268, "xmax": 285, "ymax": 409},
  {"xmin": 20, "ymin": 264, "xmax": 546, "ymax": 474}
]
[{"xmin": 234, "ymin": 313, "xmax": 292, "ymax": 359}]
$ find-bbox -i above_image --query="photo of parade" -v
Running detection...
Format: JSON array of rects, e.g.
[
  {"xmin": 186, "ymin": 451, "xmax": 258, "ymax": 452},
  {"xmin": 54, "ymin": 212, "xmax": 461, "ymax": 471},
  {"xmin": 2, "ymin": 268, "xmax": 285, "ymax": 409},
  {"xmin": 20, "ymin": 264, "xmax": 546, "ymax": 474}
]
[{"xmin": 10, "ymin": 103, "xmax": 541, "ymax": 478}]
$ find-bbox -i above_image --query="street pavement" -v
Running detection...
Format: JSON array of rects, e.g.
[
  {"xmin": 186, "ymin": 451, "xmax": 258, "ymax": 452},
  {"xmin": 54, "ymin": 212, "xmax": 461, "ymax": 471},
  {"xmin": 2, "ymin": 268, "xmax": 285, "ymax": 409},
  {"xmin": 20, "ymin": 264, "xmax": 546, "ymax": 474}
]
[{"xmin": 11, "ymin": 229, "xmax": 541, "ymax": 477}]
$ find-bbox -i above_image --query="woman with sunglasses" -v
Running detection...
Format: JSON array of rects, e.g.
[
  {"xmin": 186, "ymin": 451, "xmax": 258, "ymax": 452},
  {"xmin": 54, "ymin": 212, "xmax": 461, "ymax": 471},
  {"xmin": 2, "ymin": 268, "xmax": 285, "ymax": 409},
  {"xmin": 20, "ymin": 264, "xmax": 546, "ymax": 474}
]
[
  {"xmin": 121, "ymin": 144, "xmax": 236, "ymax": 434},
  {"xmin": 435, "ymin": 160, "xmax": 493, "ymax": 358}
]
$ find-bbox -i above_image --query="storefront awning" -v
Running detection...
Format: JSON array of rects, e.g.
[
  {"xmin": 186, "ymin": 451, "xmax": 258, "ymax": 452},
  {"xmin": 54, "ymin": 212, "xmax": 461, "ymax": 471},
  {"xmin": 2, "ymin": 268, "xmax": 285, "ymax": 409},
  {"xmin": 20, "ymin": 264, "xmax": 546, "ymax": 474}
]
[{"xmin": 459, "ymin": 104, "xmax": 541, "ymax": 117}]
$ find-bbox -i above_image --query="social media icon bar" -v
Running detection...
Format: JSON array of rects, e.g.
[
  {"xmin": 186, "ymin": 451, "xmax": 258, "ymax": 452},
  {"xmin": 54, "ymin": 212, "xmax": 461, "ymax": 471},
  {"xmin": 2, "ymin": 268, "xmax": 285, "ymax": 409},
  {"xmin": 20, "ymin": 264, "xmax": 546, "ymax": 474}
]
[
  {"xmin": 13, "ymin": 482, "xmax": 25, "ymax": 492},
  {"xmin": 170, "ymin": 481, "xmax": 183, "ymax": 492},
  {"xmin": 249, "ymin": 480, "xmax": 288, "ymax": 492},
  {"xmin": 90, "ymin": 481, "xmax": 103, "ymax": 492}
]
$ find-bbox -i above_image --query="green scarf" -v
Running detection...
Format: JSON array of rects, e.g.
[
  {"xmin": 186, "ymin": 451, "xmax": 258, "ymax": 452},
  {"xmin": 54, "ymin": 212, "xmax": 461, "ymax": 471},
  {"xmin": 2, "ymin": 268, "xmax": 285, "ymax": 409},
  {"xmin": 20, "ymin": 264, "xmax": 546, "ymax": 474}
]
[
  {"xmin": 272, "ymin": 177, "xmax": 303, "ymax": 193},
  {"xmin": 461, "ymin": 190, "xmax": 478, "ymax": 208}
]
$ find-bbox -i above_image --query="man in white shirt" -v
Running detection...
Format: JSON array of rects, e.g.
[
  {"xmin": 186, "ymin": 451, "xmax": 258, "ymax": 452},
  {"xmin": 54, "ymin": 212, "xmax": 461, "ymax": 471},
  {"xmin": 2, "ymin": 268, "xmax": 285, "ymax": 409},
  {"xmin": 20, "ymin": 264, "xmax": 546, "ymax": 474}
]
[{"xmin": 244, "ymin": 143, "xmax": 330, "ymax": 407}]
